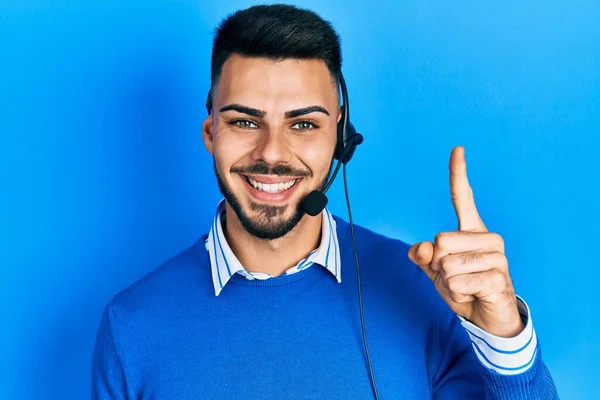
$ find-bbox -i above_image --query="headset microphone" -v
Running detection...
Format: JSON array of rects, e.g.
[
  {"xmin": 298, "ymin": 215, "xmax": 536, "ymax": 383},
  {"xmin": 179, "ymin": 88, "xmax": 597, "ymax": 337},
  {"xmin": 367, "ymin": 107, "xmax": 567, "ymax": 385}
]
[{"xmin": 300, "ymin": 131, "xmax": 363, "ymax": 216}]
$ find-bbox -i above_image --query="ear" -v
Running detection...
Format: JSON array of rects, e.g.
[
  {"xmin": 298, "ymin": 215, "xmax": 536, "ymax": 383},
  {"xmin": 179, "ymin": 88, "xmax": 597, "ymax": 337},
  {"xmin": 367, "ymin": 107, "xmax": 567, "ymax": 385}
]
[
  {"xmin": 202, "ymin": 115, "xmax": 214, "ymax": 155},
  {"xmin": 337, "ymin": 105, "xmax": 343, "ymax": 124}
]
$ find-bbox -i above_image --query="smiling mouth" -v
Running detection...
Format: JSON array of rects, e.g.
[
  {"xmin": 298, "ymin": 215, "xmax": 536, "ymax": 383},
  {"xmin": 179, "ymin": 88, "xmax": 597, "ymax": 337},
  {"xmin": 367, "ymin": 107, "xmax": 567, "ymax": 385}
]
[{"xmin": 244, "ymin": 175, "xmax": 299, "ymax": 194}]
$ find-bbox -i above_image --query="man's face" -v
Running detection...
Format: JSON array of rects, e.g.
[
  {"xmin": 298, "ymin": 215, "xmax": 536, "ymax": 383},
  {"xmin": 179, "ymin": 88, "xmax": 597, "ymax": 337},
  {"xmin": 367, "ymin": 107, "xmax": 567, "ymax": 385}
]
[{"xmin": 202, "ymin": 54, "xmax": 339, "ymax": 240}]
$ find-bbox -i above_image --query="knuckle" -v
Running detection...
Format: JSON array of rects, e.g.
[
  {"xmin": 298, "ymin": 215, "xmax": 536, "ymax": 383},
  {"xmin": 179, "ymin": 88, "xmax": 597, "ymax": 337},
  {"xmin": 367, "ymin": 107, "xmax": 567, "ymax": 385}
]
[
  {"xmin": 486, "ymin": 292, "xmax": 501, "ymax": 304},
  {"xmin": 494, "ymin": 252, "xmax": 509, "ymax": 271},
  {"xmin": 449, "ymin": 291, "xmax": 462, "ymax": 303},
  {"xmin": 490, "ymin": 232, "xmax": 505, "ymax": 250},
  {"xmin": 450, "ymin": 291, "xmax": 470, "ymax": 304},
  {"xmin": 434, "ymin": 232, "xmax": 450, "ymax": 249},
  {"xmin": 439, "ymin": 255, "xmax": 453, "ymax": 271},
  {"xmin": 491, "ymin": 271, "xmax": 507, "ymax": 289},
  {"xmin": 447, "ymin": 275, "xmax": 461, "ymax": 293}
]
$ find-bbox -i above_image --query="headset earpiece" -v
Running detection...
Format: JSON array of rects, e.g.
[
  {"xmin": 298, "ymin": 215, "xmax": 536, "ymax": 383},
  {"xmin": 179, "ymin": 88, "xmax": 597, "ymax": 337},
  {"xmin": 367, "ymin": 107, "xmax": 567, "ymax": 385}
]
[
  {"xmin": 206, "ymin": 89, "xmax": 212, "ymax": 115},
  {"xmin": 335, "ymin": 73, "xmax": 362, "ymax": 164},
  {"xmin": 334, "ymin": 107, "xmax": 345, "ymax": 161},
  {"xmin": 340, "ymin": 121, "xmax": 362, "ymax": 164}
]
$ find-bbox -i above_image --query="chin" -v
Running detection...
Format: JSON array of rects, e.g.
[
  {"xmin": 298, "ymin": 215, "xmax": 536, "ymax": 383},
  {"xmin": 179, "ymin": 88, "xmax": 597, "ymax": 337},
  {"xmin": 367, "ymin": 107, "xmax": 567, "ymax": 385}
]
[
  {"xmin": 238, "ymin": 200, "xmax": 306, "ymax": 240},
  {"xmin": 217, "ymin": 178, "xmax": 306, "ymax": 241}
]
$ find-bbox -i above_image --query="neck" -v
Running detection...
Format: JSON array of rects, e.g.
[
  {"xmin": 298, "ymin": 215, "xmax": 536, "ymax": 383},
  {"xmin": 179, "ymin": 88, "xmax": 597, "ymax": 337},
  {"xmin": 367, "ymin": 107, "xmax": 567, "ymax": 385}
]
[{"xmin": 222, "ymin": 202, "xmax": 322, "ymax": 277}]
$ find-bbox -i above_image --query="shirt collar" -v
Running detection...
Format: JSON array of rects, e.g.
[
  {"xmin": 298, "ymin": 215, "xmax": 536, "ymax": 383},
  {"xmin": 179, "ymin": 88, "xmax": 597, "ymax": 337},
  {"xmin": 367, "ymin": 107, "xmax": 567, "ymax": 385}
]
[{"xmin": 205, "ymin": 199, "xmax": 342, "ymax": 296}]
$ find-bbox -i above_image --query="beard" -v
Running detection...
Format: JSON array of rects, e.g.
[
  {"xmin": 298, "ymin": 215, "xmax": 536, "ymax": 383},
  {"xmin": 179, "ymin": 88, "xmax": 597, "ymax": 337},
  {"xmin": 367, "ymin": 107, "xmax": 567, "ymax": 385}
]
[{"xmin": 213, "ymin": 159, "xmax": 330, "ymax": 240}]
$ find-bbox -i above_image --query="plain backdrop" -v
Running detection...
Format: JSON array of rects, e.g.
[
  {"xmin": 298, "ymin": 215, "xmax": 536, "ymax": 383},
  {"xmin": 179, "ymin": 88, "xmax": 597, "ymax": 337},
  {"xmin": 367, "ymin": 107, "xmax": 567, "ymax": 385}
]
[{"xmin": 1, "ymin": 0, "xmax": 598, "ymax": 399}]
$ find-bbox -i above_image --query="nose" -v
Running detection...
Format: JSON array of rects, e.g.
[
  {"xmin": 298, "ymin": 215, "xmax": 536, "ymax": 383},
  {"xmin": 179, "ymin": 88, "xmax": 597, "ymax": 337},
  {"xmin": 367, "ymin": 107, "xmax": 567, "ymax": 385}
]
[{"xmin": 250, "ymin": 127, "xmax": 292, "ymax": 166}]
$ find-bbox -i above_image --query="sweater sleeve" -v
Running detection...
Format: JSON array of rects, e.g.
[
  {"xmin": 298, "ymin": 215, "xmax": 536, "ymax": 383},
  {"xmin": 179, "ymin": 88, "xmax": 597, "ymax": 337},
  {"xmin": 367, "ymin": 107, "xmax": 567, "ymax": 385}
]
[
  {"xmin": 458, "ymin": 296, "xmax": 538, "ymax": 374},
  {"xmin": 91, "ymin": 303, "xmax": 133, "ymax": 400},
  {"xmin": 431, "ymin": 301, "xmax": 559, "ymax": 399}
]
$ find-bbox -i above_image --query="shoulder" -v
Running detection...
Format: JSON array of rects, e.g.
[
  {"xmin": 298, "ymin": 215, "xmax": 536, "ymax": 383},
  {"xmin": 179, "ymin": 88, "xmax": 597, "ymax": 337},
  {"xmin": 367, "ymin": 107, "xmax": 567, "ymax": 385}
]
[
  {"xmin": 333, "ymin": 215, "xmax": 441, "ymax": 302},
  {"xmin": 333, "ymin": 214, "xmax": 412, "ymax": 262},
  {"xmin": 106, "ymin": 234, "xmax": 211, "ymax": 319}
]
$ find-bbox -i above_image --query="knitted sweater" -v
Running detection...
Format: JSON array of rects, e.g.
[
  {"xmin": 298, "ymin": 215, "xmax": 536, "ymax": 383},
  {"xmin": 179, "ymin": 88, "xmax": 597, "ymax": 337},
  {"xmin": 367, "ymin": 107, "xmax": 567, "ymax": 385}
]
[{"xmin": 92, "ymin": 216, "xmax": 558, "ymax": 399}]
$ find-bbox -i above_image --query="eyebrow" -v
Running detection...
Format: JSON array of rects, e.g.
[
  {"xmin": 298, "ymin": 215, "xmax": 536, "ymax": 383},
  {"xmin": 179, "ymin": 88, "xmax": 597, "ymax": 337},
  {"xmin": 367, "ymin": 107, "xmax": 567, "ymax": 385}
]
[
  {"xmin": 219, "ymin": 104, "xmax": 265, "ymax": 118},
  {"xmin": 219, "ymin": 104, "xmax": 330, "ymax": 118}
]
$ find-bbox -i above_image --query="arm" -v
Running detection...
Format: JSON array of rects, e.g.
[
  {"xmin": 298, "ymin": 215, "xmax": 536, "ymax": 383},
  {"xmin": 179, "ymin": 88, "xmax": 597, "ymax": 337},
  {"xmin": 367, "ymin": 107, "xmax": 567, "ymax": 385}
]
[
  {"xmin": 406, "ymin": 147, "xmax": 558, "ymax": 398},
  {"xmin": 432, "ymin": 296, "xmax": 558, "ymax": 399},
  {"xmin": 91, "ymin": 304, "xmax": 132, "ymax": 400}
]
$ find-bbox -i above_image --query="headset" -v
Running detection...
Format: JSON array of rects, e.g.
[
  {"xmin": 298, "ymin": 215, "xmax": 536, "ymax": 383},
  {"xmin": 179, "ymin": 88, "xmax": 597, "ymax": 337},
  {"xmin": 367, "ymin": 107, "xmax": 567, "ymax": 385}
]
[{"xmin": 205, "ymin": 72, "xmax": 380, "ymax": 400}]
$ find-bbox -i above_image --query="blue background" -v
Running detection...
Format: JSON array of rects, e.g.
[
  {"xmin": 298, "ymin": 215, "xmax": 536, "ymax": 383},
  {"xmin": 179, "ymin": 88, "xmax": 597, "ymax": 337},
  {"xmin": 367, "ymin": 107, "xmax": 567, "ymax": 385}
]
[{"xmin": 1, "ymin": 0, "xmax": 598, "ymax": 399}]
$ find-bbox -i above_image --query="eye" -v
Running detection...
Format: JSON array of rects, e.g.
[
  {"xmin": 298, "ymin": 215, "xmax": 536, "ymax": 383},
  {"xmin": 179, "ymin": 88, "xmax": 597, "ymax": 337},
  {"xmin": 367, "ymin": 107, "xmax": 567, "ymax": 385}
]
[
  {"xmin": 291, "ymin": 121, "xmax": 317, "ymax": 131},
  {"xmin": 230, "ymin": 119, "xmax": 258, "ymax": 129}
]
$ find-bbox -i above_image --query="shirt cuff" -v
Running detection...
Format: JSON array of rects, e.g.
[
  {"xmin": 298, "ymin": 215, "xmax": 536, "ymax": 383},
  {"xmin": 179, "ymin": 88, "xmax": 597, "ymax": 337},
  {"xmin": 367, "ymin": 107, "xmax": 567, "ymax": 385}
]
[{"xmin": 457, "ymin": 295, "xmax": 538, "ymax": 375}]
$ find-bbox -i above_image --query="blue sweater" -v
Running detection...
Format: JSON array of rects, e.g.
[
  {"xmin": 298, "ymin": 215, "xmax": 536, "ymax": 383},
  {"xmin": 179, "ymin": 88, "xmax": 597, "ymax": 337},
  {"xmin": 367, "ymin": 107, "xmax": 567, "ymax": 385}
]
[{"xmin": 92, "ymin": 216, "xmax": 558, "ymax": 399}]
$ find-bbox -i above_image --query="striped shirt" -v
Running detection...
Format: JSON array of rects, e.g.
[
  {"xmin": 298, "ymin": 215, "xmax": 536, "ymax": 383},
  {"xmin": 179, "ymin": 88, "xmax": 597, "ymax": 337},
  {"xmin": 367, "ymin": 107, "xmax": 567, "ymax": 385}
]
[
  {"xmin": 205, "ymin": 199, "xmax": 341, "ymax": 296},
  {"xmin": 205, "ymin": 198, "xmax": 538, "ymax": 376}
]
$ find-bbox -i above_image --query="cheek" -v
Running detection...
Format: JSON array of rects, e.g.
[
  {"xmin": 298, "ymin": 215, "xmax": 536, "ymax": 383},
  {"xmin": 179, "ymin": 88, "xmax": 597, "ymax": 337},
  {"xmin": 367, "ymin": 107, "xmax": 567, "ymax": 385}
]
[
  {"xmin": 303, "ymin": 148, "xmax": 330, "ymax": 171},
  {"xmin": 300, "ymin": 134, "xmax": 336, "ymax": 175},
  {"xmin": 213, "ymin": 132, "xmax": 251, "ymax": 170}
]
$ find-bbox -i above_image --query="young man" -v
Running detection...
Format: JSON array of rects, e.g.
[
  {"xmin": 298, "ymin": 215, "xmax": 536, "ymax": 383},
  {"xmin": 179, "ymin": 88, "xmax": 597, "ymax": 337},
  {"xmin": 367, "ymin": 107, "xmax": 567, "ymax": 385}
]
[{"xmin": 92, "ymin": 4, "xmax": 558, "ymax": 399}]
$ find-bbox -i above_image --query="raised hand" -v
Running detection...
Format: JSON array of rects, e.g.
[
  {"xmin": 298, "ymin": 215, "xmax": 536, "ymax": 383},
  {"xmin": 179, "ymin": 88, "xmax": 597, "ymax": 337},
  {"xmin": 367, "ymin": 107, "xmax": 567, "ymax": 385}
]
[{"xmin": 408, "ymin": 146, "xmax": 524, "ymax": 337}]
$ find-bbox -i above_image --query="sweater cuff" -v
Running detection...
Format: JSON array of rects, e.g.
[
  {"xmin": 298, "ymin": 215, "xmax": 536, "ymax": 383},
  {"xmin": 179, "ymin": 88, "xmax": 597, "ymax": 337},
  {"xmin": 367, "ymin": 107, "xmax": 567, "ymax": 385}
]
[
  {"xmin": 458, "ymin": 295, "xmax": 537, "ymax": 375},
  {"xmin": 475, "ymin": 343, "xmax": 559, "ymax": 400}
]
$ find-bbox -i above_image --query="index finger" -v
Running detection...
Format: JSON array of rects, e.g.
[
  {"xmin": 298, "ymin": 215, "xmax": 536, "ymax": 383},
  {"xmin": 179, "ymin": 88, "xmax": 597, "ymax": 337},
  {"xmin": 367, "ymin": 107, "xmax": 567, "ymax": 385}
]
[{"xmin": 449, "ymin": 146, "xmax": 487, "ymax": 232}]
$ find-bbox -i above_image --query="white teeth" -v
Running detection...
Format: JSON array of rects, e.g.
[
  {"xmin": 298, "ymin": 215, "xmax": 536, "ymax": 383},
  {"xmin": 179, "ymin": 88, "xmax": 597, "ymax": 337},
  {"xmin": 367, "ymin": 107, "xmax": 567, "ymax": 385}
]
[{"xmin": 247, "ymin": 177, "xmax": 296, "ymax": 193}]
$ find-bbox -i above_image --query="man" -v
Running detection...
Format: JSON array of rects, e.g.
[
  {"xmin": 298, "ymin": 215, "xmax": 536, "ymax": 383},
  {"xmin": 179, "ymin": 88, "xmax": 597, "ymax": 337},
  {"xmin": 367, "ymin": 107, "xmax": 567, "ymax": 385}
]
[{"xmin": 92, "ymin": 4, "xmax": 558, "ymax": 399}]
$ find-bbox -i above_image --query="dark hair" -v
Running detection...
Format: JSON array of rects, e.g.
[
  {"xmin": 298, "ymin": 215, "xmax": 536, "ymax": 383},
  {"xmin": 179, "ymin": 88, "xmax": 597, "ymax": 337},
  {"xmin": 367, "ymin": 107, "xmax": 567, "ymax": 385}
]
[{"xmin": 210, "ymin": 4, "xmax": 342, "ymax": 92}]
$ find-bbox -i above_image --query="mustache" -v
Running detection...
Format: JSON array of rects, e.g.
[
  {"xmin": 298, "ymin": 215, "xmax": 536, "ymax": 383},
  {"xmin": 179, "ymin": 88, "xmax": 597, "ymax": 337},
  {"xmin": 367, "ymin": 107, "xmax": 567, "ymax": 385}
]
[{"xmin": 231, "ymin": 162, "xmax": 311, "ymax": 177}]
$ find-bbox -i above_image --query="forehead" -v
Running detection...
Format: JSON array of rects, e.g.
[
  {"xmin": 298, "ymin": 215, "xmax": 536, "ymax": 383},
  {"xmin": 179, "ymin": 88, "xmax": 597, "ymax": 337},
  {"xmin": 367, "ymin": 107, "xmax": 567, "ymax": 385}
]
[{"xmin": 215, "ymin": 54, "xmax": 338, "ymax": 112}]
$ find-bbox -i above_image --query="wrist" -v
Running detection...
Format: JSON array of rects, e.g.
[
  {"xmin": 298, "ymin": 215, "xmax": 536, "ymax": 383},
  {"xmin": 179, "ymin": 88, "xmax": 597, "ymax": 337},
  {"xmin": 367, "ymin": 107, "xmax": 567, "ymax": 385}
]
[{"xmin": 494, "ymin": 318, "xmax": 525, "ymax": 338}]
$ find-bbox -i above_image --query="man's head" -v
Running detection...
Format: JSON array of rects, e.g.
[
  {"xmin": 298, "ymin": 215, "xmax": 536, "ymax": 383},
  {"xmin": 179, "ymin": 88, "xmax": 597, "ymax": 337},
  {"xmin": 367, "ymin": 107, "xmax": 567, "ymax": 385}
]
[{"xmin": 203, "ymin": 4, "xmax": 343, "ymax": 240}]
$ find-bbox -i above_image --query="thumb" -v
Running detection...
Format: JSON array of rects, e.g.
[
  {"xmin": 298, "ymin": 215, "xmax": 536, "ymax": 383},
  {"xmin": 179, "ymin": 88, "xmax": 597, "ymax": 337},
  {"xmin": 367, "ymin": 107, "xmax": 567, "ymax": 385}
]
[{"xmin": 408, "ymin": 241, "xmax": 435, "ymax": 276}]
